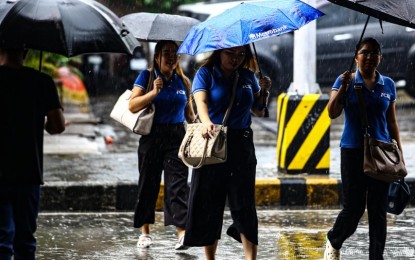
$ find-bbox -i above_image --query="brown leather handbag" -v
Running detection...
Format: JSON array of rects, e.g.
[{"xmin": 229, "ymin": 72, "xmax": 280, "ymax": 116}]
[
  {"xmin": 363, "ymin": 134, "xmax": 407, "ymax": 183},
  {"xmin": 355, "ymin": 84, "xmax": 407, "ymax": 183}
]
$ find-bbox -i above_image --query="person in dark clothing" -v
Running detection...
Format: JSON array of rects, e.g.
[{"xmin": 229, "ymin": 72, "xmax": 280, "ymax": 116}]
[
  {"xmin": 128, "ymin": 40, "xmax": 195, "ymax": 250},
  {"xmin": 183, "ymin": 45, "xmax": 271, "ymax": 260},
  {"xmin": 0, "ymin": 46, "xmax": 65, "ymax": 260},
  {"xmin": 324, "ymin": 37, "xmax": 403, "ymax": 260}
]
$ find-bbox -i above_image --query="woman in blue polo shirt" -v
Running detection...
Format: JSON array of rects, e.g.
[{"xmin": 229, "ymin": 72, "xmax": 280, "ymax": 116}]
[
  {"xmin": 128, "ymin": 40, "xmax": 195, "ymax": 250},
  {"xmin": 324, "ymin": 37, "xmax": 404, "ymax": 260},
  {"xmin": 182, "ymin": 45, "xmax": 271, "ymax": 259}
]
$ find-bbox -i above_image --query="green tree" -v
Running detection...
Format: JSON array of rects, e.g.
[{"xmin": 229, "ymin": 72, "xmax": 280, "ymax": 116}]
[{"xmin": 24, "ymin": 51, "xmax": 83, "ymax": 80}]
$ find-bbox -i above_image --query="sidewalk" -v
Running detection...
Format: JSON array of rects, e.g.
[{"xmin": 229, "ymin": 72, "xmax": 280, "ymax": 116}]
[{"xmin": 41, "ymin": 100, "xmax": 415, "ymax": 211}]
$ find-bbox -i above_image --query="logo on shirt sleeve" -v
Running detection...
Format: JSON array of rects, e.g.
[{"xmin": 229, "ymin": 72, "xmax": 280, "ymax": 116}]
[{"xmin": 176, "ymin": 90, "xmax": 186, "ymax": 95}]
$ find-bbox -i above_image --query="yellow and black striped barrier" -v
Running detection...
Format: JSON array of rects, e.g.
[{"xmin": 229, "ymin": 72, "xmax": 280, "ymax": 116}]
[
  {"xmin": 276, "ymin": 93, "xmax": 330, "ymax": 175},
  {"xmin": 38, "ymin": 178, "xmax": 343, "ymax": 210},
  {"xmin": 39, "ymin": 177, "xmax": 415, "ymax": 210}
]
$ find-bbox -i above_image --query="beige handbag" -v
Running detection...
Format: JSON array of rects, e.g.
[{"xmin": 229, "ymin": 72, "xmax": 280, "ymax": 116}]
[
  {"xmin": 179, "ymin": 123, "xmax": 228, "ymax": 168},
  {"xmin": 355, "ymin": 84, "xmax": 407, "ymax": 183},
  {"xmin": 178, "ymin": 72, "xmax": 239, "ymax": 168},
  {"xmin": 110, "ymin": 70, "xmax": 155, "ymax": 135}
]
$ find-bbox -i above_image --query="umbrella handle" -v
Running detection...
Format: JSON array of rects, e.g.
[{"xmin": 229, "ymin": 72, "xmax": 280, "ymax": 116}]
[
  {"xmin": 251, "ymin": 43, "xmax": 269, "ymax": 117},
  {"xmin": 252, "ymin": 42, "xmax": 263, "ymax": 79},
  {"xmin": 343, "ymin": 15, "xmax": 370, "ymax": 108},
  {"xmin": 263, "ymin": 94, "xmax": 269, "ymax": 118},
  {"xmin": 349, "ymin": 15, "xmax": 370, "ymax": 72}
]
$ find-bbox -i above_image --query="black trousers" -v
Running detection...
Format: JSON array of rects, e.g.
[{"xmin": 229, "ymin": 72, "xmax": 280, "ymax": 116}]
[
  {"xmin": 328, "ymin": 148, "xmax": 389, "ymax": 260},
  {"xmin": 184, "ymin": 128, "xmax": 258, "ymax": 247},
  {"xmin": 133, "ymin": 124, "xmax": 189, "ymax": 229}
]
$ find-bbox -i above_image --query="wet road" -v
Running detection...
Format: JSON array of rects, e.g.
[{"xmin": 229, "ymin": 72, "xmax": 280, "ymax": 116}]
[{"xmin": 36, "ymin": 209, "xmax": 415, "ymax": 259}]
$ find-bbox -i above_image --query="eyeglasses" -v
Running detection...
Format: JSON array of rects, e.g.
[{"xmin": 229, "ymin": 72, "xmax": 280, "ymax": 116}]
[
  {"xmin": 161, "ymin": 51, "xmax": 179, "ymax": 58},
  {"xmin": 223, "ymin": 50, "xmax": 246, "ymax": 60},
  {"xmin": 358, "ymin": 50, "xmax": 381, "ymax": 57}
]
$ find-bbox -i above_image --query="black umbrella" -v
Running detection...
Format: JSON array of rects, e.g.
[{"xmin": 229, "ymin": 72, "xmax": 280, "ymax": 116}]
[
  {"xmin": 121, "ymin": 12, "xmax": 200, "ymax": 42},
  {"xmin": 0, "ymin": 0, "xmax": 140, "ymax": 57},
  {"xmin": 328, "ymin": 0, "xmax": 415, "ymax": 29},
  {"xmin": 328, "ymin": 0, "xmax": 415, "ymax": 71}
]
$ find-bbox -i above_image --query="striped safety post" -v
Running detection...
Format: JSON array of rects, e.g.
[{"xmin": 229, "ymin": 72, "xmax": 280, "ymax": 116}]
[{"xmin": 276, "ymin": 93, "xmax": 330, "ymax": 175}]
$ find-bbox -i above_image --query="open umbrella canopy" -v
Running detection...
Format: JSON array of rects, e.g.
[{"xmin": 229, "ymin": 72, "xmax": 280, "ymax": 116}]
[
  {"xmin": 328, "ymin": 0, "xmax": 415, "ymax": 72},
  {"xmin": 122, "ymin": 12, "xmax": 200, "ymax": 42},
  {"xmin": 177, "ymin": 0, "xmax": 324, "ymax": 56},
  {"xmin": 0, "ymin": 0, "xmax": 140, "ymax": 57},
  {"xmin": 328, "ymin": 0, "xmax": 415, "ymax": 29}
]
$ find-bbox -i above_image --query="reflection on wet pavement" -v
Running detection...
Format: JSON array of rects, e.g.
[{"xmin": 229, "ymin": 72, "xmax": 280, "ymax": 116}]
[{"xmin": 36, "ymin": 209, "xmax": 415, "ymax": 259}]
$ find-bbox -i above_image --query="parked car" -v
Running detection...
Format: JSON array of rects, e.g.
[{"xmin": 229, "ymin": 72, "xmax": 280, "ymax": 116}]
[{"xmin": 177, "ymin": 0, "xmax": 415, "ymax": 97}]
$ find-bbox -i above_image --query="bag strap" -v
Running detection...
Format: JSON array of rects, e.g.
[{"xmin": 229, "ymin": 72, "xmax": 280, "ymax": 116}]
[
  {"xmin": 181, "ymin": 71, "xmax": 239, "ymax": 169},
  {"xmin": 192, "ymin": 70, "xmax": 239, "ymax": 125},
  {"xmin": 183, "ymin": 76, "xmax": 192, "ymax": 102},
  {"xmin": 190, "ymin": 72, "xmax": 239, "ymax": 168},
  {"xmin": 222, "ymin": 71, "xmax": 239, "ymax": 125},
  {"xmin": 354, "ymin": 75, "xmax": 369, "ymax": 134},
  {"xmin": 145, "ymin": 69, "xmax": 155, "ymax": 93},
  {"xmin": 182, "ymin": 136, "xmax": 210, "ymax": 169}
]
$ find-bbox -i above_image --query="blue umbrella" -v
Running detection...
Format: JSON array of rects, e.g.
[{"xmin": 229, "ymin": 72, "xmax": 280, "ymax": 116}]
[
  {"xmin": 178, "ymin": 0, "xmax": 324, "ymax": 56},
  {"xmin": 178, "ymin": 0, "xmax": 324, "ymax": 117}
]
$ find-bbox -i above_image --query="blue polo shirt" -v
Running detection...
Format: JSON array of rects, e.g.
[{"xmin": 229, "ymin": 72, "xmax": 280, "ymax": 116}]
[
  {"xmin": 192, "ymin": 65, "xmax": 260, "ymax": 129},
  {"xmin": 332, "ymin": 70, "xmax": 396, "ymax": 148},
  {"xmin": 133, "ymin": 69, "xmax": 187, "ymax": 124}
]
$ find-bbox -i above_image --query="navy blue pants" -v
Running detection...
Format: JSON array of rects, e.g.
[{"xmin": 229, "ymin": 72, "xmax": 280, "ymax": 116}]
[
  {"xmin": 134, "ymin": 124, "xmax": 189, "ymax": 229},
  {"xmin": 184, "ymin": 128, "xmax": 258, "ymax": 247},
  {"xmin": 0, "ymin": 184, "xmax": 40, "ymax": 260},
  {"xmin": 328, "ymin": 148, "xmax": 389, "ymax": 260}
]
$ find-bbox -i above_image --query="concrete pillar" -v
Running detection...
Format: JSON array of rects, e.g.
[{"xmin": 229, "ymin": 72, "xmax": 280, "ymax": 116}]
[
  {"xmin": 288, "ymin": 0, "xmax": 320, "ymax": 95},
  {"xmin": 276, "ymin": 0, "xmax": 331, "ymax": 175}
]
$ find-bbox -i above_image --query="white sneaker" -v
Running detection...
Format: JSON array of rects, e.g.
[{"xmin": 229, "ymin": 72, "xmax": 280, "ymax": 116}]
[
  {"xmin": 324, "ymin": 237, "xmax": 340, "ymax": 260},
  {"xmin": 174, "ymin": 235, "xmax": 189, "ymax": 250},
  {"xmin": 137, "ymin": 234, "xmax": 153, "ymax": 249}
]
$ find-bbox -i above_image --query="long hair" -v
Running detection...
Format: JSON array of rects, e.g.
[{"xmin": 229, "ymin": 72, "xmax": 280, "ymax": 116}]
[
  {"xmin": 199, "ymin": 45, "xmax": 258, "ymax": 72},
  {"xmin": 151, "ymin": 40, "xmax": 191, "ymax": 99}
]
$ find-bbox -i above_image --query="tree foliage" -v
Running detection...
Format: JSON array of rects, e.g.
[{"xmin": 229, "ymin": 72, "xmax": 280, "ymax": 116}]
[{"xmin": 24, "ymin": 51, "xmax": 83, "ymax": 80}]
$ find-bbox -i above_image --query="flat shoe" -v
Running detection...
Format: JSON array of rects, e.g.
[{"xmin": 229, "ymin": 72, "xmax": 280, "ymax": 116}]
[
  {"xmin": 137, "ymin": 234, "xmax": 153, "ymax": 248},
  {"xmin": 324, "ymin": 236, "xmax": 340, "ymax": 260},
  {"xmin": 174, "ymin": 235, "xmax": 189, "ymax": 250}
]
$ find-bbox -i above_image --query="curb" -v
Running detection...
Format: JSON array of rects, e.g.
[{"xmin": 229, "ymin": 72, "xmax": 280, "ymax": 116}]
[{"xmin": 39, "ymin": 177, "xmax": 415, "ymax": 211}]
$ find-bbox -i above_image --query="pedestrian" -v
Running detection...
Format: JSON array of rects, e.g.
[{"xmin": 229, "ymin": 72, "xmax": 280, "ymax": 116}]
[
  {"xmin": 128, "ymin": 40, "xmax": 196, "ymax": 250},
  {"xmin": 324, "ymin": 37, "xmax": 404, "ymax": 260},
  {"xmin": 182, "ymin": 45, "xmax": 271, "ymax": 260},
  {"xmin": 0, "ymin": 46, "xmax": 65, "ymax": 260}
]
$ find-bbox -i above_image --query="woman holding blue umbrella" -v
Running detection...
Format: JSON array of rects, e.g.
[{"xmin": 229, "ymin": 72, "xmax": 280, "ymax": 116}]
[{"xmin": 182, "ymin": 44, "xmax": 271, "ymax": 259}]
